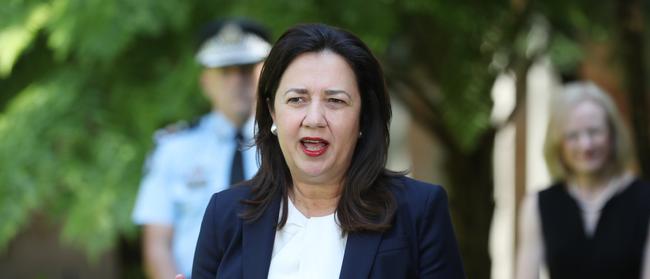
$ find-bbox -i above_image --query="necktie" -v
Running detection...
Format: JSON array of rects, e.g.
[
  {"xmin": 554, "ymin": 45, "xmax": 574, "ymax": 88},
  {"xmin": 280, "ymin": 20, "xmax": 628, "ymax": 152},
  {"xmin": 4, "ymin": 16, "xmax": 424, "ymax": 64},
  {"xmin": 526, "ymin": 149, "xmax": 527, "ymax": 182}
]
[{"xmin": 229, "ymin": 129, "xmax": 245, "ymax": 186}]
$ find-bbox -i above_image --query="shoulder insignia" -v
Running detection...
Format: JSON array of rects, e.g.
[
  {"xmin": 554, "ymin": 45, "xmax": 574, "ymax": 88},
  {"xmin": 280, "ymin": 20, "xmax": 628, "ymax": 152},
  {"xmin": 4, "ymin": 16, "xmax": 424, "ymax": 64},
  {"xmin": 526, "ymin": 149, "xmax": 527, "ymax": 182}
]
[
  {"xmin": 153, "ymin": 117, "xmax": 202, "ymax": 142},
  {"xmin": 153, "ymin": 120, "xmax": 189, "ymax": 141}
]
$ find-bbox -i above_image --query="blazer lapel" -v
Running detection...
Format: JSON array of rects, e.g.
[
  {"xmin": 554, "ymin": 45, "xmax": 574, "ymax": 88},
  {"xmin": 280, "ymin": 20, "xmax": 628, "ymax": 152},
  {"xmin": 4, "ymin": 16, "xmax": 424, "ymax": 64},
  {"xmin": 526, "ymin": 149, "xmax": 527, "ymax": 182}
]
[
  {"xmin": 338, "ymin": 231, "xmax": 382, "ymax": 279},
  {"xmin": 242, "ymin": 194, "xmax": 281, "ymax": 279}
]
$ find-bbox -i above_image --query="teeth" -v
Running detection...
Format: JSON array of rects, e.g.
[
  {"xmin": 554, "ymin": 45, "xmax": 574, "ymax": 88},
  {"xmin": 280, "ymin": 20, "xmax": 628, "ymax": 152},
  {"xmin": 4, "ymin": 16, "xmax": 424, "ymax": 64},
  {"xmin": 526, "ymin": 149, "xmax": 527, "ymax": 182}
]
[
  {"xmin": 302, "ymin": 139, "xmax": 327, "ymax": 152},
  {"xmin": 306, "ymin": 144, "xmax": 323, "ymax": 151}
]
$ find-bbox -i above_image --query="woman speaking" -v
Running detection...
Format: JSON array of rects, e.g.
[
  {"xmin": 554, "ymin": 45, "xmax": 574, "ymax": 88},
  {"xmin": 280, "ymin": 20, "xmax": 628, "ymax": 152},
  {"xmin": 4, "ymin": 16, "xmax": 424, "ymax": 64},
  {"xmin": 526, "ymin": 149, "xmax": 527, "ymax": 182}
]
[{"xmin": 191, "ymin": 23, "xmax": 465, "ymax": 279}]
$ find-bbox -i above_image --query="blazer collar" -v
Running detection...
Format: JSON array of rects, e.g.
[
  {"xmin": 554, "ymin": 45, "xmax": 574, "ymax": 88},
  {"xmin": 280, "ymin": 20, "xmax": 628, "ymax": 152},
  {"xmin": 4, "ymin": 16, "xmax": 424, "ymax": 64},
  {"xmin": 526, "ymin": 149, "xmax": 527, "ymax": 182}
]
[
  {"xmin": 242, "ymin": 193, "xmax": 281, "ymax": 279},
  {"xmin": 339, "ymin": 230, "xmax": 383, "ymax": 279},
  {"xmin": 241, "ymin": 193, "xmax": 384, "ymax": 279}
]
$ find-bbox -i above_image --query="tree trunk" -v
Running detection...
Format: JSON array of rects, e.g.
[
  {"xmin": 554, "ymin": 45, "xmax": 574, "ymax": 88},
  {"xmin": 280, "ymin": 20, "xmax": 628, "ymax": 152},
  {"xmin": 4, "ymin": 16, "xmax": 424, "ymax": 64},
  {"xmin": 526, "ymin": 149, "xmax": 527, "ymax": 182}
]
[
  {"xmin": 446, "ymin": 130, "xmax": 495, "ymax": 279},
  {"xmin": 617, "ymin": 0, "xmax": 650, "ymax": 179}
]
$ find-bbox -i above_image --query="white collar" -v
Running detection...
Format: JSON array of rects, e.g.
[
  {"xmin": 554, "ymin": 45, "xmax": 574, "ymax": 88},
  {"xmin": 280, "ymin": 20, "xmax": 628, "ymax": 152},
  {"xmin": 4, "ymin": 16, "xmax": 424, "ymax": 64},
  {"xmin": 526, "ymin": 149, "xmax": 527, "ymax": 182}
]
[{"xmin": 282, "ymin": 197, "xmax": 339, "ymax": 230}]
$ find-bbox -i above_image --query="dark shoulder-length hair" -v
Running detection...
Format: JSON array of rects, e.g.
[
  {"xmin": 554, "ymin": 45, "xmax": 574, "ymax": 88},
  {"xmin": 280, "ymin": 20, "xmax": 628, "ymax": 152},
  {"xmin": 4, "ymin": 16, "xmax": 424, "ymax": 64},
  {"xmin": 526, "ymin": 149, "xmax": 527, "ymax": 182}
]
[{"xmin": 242, "ymin": 23, "xmax": 400, "ymax": 233}]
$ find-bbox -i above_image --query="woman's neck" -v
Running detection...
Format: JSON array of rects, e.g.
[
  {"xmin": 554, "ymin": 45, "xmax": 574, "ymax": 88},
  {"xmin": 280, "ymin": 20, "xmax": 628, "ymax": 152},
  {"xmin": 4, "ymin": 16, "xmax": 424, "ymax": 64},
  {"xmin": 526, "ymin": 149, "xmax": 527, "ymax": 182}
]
[
  {"xmin": 572, "ymin": 174, "xmax": 607, "ymax": 189},
  {"xmin": 569, "ymin": 172, "xmax": 611, "ymax": 200},
  {"xmin": 290, "ymin": 181, "xmax": 342, "ymax": 218}
]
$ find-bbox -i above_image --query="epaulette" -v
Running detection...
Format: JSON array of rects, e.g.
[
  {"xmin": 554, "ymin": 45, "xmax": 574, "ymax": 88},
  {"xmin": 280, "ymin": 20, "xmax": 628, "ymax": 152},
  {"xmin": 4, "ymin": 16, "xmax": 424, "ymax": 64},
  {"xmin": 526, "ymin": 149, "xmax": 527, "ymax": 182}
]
[{"xmin": 153, "ymin": 118, "xmax": 201, "ymax": 142}]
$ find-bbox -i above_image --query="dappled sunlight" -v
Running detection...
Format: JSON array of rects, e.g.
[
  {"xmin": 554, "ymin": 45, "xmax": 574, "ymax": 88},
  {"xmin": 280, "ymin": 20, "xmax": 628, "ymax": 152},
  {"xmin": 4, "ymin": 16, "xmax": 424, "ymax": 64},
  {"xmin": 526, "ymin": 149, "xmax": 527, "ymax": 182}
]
[{"xmin": 0, "ymin": 4, "xmax": 50, "ymax": 77}]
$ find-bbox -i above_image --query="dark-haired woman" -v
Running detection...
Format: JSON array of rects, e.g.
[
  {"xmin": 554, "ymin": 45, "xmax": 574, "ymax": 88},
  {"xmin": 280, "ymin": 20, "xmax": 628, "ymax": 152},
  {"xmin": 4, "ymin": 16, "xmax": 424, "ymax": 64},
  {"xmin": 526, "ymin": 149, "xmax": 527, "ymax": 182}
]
[{"xmin": 191, "ymin": 23, "xmax": 465, "ymax": 279}]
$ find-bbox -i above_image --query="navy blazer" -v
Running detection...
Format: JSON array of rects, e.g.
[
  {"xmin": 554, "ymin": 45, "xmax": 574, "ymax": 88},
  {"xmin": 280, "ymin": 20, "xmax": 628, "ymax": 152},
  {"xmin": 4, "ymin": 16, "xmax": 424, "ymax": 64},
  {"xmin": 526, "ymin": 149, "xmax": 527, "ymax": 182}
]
[{"xmin": 192, "ymin": 176, "xmax": 465, "ymax": 278}]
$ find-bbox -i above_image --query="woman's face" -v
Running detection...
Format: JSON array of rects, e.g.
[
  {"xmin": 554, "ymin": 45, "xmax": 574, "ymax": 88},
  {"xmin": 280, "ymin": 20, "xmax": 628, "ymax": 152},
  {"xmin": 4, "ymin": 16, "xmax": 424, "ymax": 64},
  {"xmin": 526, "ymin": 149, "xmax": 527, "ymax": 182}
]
[
  {"xmin": 561, "ymin": 100, "xmax": 612, "ymax": 178},
  {"xmin": 272, "ymin": 51, "xmax": 361, "ymax": 186}
]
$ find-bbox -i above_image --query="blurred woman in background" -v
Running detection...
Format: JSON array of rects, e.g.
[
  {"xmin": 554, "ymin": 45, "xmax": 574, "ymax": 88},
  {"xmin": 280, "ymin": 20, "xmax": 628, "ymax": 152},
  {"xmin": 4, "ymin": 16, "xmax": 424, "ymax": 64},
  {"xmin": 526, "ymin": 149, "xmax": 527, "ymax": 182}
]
[{"xmin": 516, "ymin": 81, "xmax": 650, "ymax": 279}]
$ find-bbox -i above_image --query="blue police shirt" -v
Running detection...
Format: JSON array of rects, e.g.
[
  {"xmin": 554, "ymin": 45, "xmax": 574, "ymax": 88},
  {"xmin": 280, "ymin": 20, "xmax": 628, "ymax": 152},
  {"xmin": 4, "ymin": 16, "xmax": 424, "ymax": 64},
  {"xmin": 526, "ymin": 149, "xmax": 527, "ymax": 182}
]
[{"xmin": 132, "ymin": 112, "xmax": 258, "ymax": 277}]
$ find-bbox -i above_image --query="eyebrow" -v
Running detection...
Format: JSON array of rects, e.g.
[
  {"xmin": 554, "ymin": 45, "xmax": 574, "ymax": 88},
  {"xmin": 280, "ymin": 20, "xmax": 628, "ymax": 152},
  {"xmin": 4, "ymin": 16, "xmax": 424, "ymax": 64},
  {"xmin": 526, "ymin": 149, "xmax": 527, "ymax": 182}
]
[
  {"xmin": 324, "ymin": 89, "xmax": 351, "ymax": 99},
  {"xmin": 283, "ymin": 88, "xmax": 308, "ymax": 95},
  {"xmin": 283, "ymin": 88, "xmax": 351, "ymax": 99}
]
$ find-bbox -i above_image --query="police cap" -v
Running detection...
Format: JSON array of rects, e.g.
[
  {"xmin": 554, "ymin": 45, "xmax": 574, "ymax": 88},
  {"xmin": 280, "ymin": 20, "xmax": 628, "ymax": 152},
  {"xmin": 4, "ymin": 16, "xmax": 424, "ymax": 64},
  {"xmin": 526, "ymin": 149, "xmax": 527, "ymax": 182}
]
[{"xmin": 195, "ymin": 18, "xmax": 272, "ymax": 68}]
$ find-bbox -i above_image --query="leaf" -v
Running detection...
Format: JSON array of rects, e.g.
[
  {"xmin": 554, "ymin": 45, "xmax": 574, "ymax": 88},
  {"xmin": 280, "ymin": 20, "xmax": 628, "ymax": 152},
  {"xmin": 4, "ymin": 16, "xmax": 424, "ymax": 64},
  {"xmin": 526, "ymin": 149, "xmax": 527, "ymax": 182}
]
[{"xmin": 0, "ymin": 3, "xmax": 50, "ymax": 76}]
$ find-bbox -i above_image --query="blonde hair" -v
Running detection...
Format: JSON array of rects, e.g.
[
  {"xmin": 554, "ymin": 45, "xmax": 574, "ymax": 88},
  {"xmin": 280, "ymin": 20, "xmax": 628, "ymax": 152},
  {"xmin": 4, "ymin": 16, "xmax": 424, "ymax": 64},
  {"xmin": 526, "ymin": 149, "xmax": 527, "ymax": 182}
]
[{"xmin": 543, "ymin": 81, "xmax": 634, "ymax": 181}]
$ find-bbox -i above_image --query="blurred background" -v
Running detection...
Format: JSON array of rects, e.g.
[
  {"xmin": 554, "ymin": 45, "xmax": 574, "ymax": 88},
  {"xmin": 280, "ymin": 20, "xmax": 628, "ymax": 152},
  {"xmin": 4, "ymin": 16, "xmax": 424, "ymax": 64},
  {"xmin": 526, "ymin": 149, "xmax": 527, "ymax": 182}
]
[{"xmin": 1, "ymin": 0, "xmax": 649, "ymax": 278}]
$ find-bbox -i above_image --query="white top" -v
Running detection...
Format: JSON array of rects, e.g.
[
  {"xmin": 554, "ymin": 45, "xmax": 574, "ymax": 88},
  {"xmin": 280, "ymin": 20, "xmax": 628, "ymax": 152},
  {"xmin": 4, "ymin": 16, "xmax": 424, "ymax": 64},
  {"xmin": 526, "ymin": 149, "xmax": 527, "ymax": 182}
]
[
  {"xmin": 268, "ymin": 198, "xmax": 348, "ymax": 279},
  {"xmin": 516, "ymin": 174, "xmax": 650, "ymax": 279}
]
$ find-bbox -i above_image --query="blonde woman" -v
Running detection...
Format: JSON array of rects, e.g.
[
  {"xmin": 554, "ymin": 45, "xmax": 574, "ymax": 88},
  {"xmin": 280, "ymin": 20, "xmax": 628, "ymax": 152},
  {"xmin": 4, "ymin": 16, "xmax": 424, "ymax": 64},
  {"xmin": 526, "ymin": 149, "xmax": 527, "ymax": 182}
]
[{"xmin": 516, "ymin": 81, "xmax": 650, "ymax": 279}]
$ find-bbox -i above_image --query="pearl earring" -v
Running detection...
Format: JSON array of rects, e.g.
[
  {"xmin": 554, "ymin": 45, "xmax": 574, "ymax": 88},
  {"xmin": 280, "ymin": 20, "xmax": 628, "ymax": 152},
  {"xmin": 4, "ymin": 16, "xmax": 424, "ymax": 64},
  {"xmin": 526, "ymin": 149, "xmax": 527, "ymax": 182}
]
[{"xmin": 271, "ymin": 123, "xmax": 278, "ymax": 135}]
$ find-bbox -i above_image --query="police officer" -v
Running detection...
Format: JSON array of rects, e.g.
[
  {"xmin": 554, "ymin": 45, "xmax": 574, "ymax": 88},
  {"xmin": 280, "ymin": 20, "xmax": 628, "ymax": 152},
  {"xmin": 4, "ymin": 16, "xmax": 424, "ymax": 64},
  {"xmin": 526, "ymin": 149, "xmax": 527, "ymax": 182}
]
[{"xmin": 132, "ymin": 19, "xmax": 272, "ymax": 279}]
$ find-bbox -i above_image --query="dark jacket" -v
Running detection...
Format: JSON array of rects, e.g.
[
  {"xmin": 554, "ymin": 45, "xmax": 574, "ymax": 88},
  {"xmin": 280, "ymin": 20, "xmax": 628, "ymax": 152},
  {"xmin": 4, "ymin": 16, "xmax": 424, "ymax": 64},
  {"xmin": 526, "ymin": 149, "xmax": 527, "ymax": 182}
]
[{"xmin": 192, "ymin": 176, "xmax": 465, "ymax": 279}]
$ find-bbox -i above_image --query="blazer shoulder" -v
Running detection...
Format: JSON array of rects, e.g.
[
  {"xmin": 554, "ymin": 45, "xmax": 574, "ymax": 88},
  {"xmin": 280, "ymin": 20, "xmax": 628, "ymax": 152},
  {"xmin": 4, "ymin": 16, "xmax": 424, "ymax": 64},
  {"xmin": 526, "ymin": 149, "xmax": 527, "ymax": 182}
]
[
  {"xmin": 390, "ymin": 176, "xmax": 447, "ymax": 203},
  {"xmin": 389, "ymin": 176, "xmax": 450, "ymax": 221},
  {"xmin": 212, "ymin": 184, "xmax": 253, "ymax": 201},
  {"xmin": 205, "ymin": 185, "xmax": 254, "ymax": 222}
]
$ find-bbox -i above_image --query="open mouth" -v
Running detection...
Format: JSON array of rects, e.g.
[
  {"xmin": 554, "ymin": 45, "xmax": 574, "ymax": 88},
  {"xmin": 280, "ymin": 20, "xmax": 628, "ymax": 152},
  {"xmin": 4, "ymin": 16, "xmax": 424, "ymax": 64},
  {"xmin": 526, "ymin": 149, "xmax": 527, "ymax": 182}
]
[{"xmin": 300, "ymin": 137, "xmax": 329, "ymax": 157}]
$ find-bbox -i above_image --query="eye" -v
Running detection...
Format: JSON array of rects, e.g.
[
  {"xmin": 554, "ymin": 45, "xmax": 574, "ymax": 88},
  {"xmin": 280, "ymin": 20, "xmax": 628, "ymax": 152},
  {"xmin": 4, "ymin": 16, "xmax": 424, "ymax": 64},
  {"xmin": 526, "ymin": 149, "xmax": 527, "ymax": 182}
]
[
  {"xmin": 328, "ymin": 98, "xmax": 346, "ymax": 104},
  {"xmin": 287, "ymin": 97, "xmax": 305, "ymax": 104},
  {"xmin": 587, "ymin": 127, "xmax": 605, "ymax": 137},
  {"xmin": 564, "ymin": 131, "xmax": 579, "ymax": 141}
]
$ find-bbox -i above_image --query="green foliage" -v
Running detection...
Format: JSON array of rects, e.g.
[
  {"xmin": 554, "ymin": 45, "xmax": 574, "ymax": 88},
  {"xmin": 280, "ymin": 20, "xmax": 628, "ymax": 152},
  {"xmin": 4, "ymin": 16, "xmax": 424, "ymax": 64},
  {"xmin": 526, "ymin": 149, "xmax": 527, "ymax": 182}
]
[
  {"xmin": 46, "ymin": 0, "xmax": 190, "ymax": 64},
  {"xmin": 3, "ymin": 0, "xmax": 640, "ymax": 269},
  {"xmin": 0, "ymin": 0, "xmax": 201, "ymax": 258},
  {"xmin": 0, "ymin": 1, "xmax": 50, "ymax": 76},
  {"xmin": 0, "ymin": 70, "xmax": 83, "ymax": 251},
  {"xmin": 0, "ymin": 0, "xmax": 507, "ymax": 259},
  {"xmin": 548, "ymin": 33, "xmax": 584, "ymax": 76},
  {"xmin": 384, "ymin": 0, "xmax": 510, "ymax": 153}
]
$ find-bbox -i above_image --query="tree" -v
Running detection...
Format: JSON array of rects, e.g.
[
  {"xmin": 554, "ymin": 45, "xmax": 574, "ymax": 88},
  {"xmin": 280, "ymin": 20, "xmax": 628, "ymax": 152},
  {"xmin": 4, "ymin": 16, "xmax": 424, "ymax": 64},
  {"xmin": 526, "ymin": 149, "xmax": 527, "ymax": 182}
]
[
  {"xmin": 0, "ymin": 1, "xmax": 535, "ymax": 277},
  {"xmin": 1, "ymin": 0, "xmax": 647, "ymax": 278}
]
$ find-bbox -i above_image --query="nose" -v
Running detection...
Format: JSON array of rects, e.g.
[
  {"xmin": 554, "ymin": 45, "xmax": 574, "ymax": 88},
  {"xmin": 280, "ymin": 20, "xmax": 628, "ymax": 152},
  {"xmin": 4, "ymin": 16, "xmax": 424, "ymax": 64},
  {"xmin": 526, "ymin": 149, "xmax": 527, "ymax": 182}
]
[
  {"xmin": 577, "ymin": 132, "xmax": 594, "ymax": 150},
  {"xmin": 235, "ymin": 67, "xmax": 254, "ymax": 84},
  {"xmin": 231, "ymin": 67, "xmax": 256, "ymax": 95},
  {"xmin": 302, "ymin": 101, "xmax": 327, "ymax": 128}
]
